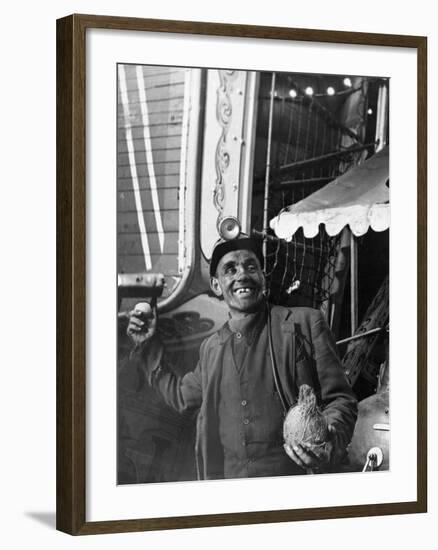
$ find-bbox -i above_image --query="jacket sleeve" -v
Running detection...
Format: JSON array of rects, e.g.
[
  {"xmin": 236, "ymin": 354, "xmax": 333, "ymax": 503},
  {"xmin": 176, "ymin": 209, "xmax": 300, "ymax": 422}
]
[
  {"xmin": 132, "ymin": 336, "xmax": 203, "ymax": 413},
  {"xmin": 310, "ymin": 310, "xmax": 358, "ymax": 459}
]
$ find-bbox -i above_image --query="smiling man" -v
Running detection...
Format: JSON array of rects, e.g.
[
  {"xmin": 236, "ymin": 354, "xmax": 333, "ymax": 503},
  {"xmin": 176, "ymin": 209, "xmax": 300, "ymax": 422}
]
[{"xmin": 127, "ymin": 234, "xmax": 357, "ymax": 480}]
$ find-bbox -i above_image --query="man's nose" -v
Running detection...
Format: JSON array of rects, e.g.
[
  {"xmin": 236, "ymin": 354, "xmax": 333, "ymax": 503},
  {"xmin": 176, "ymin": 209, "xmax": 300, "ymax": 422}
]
[{"xmin": 235, "ymin": 265, "xmax": 250, "ymax": 278}]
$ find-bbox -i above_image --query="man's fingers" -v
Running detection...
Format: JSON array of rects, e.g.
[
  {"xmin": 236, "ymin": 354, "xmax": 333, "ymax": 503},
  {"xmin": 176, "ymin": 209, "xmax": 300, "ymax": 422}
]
[
  {"xmin": 128, "ymin": 316, "xmax": 145, "ymax": 329},
  {"xmin": 285, "ymin": 441, "xmax": 330, "ymax": 469},
  {"xmin": 300, "ymin": 441, "xmax": 331, "ymax": 464},
  {"xmin": 127, "ymin": 301, "xmax": 158, "ymax": 345},
  {"xmin": 127, "ymin": 324, "xmax": 143, "ymax": 334},
  {"xmin": 328, "ymin": 424, "xmax": 337, "ymax": 440},
  {"xmin": 283, "ymin": 444, "xmax": 307, "ymax": 469},
  {"xmin": 293, "ymin": 444, "xmax": 320, "ymax": 468},
  {"xmin": 300, "ymin": 441, "xmax": 323, "ymax": 459},
  {"xmin": 292, "ymin": 445, "xmax": 315, "ymax": 467}
]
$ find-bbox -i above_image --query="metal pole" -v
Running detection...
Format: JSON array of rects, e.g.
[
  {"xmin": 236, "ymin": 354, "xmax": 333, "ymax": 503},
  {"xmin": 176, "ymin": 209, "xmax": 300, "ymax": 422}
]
[
  {"xmin": 279, "ymin": 141, "xmax": 376, "ymax": 173},
  {"xmin": 347, "ymin": 80, "xmax": 387, "ymax": 336},
  {"xmin": 336, "ymin": 326, "xmax": 385, "ymax": 346},
  {"xmin": 347, "ymin": 81, "xmax": 389, "ymax": 336},
  {"xmin": 350, "ymin": 229, "xmax": 358, "ymax": 335},
  {"xmin": 262, "ymin": 72, "xmax": 276, "ymax": 270},
  {"xmin": 375, "ymin": 82, "xmax": 389, "ymax": 152}
]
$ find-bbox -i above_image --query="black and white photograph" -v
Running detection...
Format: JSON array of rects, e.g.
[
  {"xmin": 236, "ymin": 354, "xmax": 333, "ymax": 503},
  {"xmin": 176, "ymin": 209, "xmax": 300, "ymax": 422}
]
[
  {"xmin": 1, "ymin": 0, "xmax": 434, "ymax": 545},
  {"xmin": 116, "ymin": 64, "xmax": 390, "ymax": 485}
]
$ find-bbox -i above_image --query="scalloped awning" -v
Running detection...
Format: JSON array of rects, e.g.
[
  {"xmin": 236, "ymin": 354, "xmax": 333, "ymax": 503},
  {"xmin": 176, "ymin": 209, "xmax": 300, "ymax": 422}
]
[{"xmin": 270, "ymin": 147, "xmax": 389, "ymax": 240}]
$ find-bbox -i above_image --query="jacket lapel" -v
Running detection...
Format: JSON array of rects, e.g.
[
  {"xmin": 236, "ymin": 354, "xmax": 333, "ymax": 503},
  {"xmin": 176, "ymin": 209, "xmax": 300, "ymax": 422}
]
[{"xmin": 270, "ymin": 306, "xmax": 297, "ymax": 410}]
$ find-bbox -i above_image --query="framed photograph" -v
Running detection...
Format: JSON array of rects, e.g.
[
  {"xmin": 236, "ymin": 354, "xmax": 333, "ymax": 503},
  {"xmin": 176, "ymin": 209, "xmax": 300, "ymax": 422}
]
[{"xmin": 56, "ymin": 14, "xmax": 427, "ymax": 535}]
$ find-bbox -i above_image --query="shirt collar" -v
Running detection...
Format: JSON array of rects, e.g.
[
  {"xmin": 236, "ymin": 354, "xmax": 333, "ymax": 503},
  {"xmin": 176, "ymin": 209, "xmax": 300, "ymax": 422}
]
[{"xmin": 218, "ymin": 305, "xmax": 267, "ymax": 345}]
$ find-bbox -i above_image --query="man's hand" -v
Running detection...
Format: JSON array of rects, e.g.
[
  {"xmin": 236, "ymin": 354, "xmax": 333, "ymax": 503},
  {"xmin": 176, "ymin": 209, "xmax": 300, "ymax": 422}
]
[
  {"xmin": 127, "ymin": 301, "xmax": 157, "ymax": 347},
  {"xmin": 283, "ymin": 424, "xmax": 337, "ymax": 472}
]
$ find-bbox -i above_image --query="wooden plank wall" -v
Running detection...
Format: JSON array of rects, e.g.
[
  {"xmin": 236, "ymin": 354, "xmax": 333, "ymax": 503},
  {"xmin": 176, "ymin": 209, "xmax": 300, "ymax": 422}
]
[{"xmin": 117, "ymin": 65, "xmax": 186, "ymax": 278}]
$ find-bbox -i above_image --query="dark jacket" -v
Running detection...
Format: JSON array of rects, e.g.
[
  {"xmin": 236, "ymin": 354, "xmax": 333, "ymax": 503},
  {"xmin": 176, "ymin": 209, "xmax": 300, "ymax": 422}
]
[{"xmin": 143, "ymin": 304, "xmax": 357, "ymax": 480}]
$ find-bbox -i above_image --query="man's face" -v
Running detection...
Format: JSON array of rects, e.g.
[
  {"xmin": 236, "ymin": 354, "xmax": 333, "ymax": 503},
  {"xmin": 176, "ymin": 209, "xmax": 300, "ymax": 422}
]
[{"xmin": 210, "ymin": 249, "xmax": 265, "ymax": 315}]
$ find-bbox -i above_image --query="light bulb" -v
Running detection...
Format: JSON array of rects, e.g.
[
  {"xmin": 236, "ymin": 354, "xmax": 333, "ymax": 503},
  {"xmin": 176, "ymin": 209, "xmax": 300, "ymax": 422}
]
[
  {"xmin": 327, "ymin": 86, "xmax": 335, "ymax": 96},
  {"xmin": 343, "ymin": 77, "xmax": 352, "ymax": 87},
  {"xmin": 289, "ymin": 89, "xmax": 297, "ymax": 98},
  {"xmin": 305, "ymin": 86, "xmax": 314, "ymax": 96}
]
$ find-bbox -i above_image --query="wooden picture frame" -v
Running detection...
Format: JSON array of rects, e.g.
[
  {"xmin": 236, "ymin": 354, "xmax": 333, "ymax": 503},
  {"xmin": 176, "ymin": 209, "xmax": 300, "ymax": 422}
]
[{"xmin": 56, "ymin": 13, "xmax": 427, "ymax": 535}]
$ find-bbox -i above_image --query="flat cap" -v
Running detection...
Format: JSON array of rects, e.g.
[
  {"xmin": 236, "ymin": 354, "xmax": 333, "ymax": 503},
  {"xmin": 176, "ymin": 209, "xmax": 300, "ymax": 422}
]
[{"xmin": 209, "ymin": 235, "xmax": 263, "ymax": 277}]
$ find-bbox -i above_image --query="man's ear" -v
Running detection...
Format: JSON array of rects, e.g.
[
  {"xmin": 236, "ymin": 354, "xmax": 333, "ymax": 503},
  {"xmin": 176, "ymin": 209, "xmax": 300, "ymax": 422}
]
[{"xmin": 210, "ymin": 276, "xmax": 223, "ymax": 297}]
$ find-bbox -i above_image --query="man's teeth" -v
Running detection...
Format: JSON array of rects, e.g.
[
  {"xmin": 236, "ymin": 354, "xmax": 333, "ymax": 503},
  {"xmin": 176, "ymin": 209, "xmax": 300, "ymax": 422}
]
[{"xmin": 235, "ymin": 288, "xmax": 253, "ymax": 295}]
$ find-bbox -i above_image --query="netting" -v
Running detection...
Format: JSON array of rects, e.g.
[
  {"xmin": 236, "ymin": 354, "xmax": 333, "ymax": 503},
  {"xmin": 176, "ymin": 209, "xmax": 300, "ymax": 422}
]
[
  {"xmin": 255, "ymin": 73, "xmax": 369, "ymax": 312},
  {"xmin": 263, "ymin": 225, "xmax": 342, "ymax": 311}
]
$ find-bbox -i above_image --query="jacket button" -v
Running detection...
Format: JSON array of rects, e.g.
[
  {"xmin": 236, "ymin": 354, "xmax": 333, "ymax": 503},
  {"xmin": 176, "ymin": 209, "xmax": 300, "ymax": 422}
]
[
  {"xmin": 243, "ymin": 418, "xmax": 250, "ymax": 425},
  {"xmin": 241, "ymin": 400, "xmax": 247, "ymax": 406}
]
